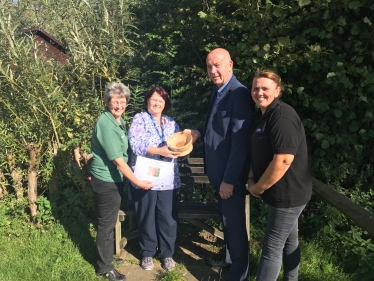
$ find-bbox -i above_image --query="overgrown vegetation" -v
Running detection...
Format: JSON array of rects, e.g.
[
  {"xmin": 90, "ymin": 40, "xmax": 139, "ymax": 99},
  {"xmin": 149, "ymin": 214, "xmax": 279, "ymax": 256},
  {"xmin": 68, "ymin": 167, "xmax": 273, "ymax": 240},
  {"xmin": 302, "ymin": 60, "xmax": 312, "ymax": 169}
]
[{"xmin": 0, "ymin": 0, "xmax": 373, "ymax": 279}]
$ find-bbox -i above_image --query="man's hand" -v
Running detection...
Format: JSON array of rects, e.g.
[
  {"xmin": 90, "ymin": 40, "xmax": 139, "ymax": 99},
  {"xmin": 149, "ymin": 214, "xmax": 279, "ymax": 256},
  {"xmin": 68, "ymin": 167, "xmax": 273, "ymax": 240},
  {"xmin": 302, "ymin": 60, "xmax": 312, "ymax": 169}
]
[
  {"xmin": 219, "ymin": 181, "xmax": 234, "ymax": 199},
  {"xmin": 183, "ymin": 129, "xmax": 201, "ymax": 143}
]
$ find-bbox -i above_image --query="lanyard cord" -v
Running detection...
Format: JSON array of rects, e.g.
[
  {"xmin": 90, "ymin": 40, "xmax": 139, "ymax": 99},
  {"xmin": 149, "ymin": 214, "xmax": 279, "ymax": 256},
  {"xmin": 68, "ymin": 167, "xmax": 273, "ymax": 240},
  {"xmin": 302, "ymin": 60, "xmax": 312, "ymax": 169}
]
[{"xmin": 147, "ymin": 112, "xmax": 165, "ymax": 144}]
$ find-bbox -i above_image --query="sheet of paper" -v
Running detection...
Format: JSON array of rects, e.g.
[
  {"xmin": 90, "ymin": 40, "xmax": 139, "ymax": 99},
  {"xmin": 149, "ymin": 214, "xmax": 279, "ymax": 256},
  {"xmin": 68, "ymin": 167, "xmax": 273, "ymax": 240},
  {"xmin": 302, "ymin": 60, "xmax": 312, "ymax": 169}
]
[{"xmin": 134, "ymin": 156, "xmax": 174, "ymax": 186}]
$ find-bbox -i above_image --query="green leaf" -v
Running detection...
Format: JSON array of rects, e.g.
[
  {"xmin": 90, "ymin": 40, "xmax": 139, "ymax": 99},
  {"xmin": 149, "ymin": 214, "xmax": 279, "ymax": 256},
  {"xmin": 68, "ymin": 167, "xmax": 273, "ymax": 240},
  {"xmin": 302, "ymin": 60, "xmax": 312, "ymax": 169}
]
[
  {"xmin": 297, "ymin": 87, "xmax": 304, "ymax": 94},
  {"xmin": 298, "ymin": 0, "xmax": 311, "ymax": 7},
  {"xmin": 252, "ymin": 45, "xmax": 260, "ymax": 52},
  {"xmin": 316, "ymin": 133, "xmax": 324, "ymax": 140},
  {"xmin": 257, "ymin": 50, "xmax": 267, "ymax": 58},
  {"xmin": 334, "ymin": 109, "xmax": 342, "ymax": 118},
  {"xmin": 197, "ymin": 11, "xmax": 207, "ymax": 19},
  {"xmin": 351, "ymin": 25, "xmax": 361, "ymax": 35},
  {"xmin": 363, "ymin": 17, "xmax": 372, "ymax": 26},
  {"xmin": 302, "ymin": 119, "xmax": 312, "ymax": 128},
  {"xmin": 318, "ymin": 30, "xmax": 326, "ymax": 39},
  {"xmin": 321, "ymin": 140, "xmax": 330, "ymax": 149},
  {"xmin": 273, "ymin": 9, "xmax": 282, "ymax": 17},
  {"xmin": 290, "ymin": 5, "xmax": 299, "ymax": 12},
  {"xmin": 278, "ymin": 37, "xmax": 290, "ymax": 47},
  {"xmin": 348, "ymin": 1, "xmax": 361, "ymax": 10},
  {"xmin": 310, "ymin": 44, "xmax": 321, "ymax": 52},
  {"xmin": 349, "ymin": 121, "xmax": 360, "ymax": 132},
  {"xmin": 263, "ymin": 44, "xmax": 271, "ymax": 52},
  {"xmin": 206, "ymin": 15, "xmax": 215, "ymax": 23},
  {"xmin": 326, "ymin": 72, "xmax": 336, "ymax": 78},
  {"xmin": 359, "ymin": 96, "xmax": 368, "ymax": 102}
]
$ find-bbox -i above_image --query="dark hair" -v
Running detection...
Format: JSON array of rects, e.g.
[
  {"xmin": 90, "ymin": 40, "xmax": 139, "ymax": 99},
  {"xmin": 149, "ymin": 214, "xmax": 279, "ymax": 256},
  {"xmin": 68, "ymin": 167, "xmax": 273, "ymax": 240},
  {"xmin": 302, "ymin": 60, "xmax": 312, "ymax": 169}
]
[
  {"xmin": 253, "ymin": 70, "xmax": 283, "ymax": 97},
  {"xmin": 144, "ymin": 86, "xmax": 172, "ymax": 112}
]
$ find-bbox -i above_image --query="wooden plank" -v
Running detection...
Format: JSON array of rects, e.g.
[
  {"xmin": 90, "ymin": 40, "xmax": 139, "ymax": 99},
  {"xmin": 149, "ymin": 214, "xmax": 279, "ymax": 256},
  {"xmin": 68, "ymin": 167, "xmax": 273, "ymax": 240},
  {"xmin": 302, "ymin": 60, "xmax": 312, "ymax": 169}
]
[
  {"xmin": 120, "ymin": 202, "xmax": 219, "ymax": 221},
  {"xmin": 179, "ymin": 166, "xmax": 205, "ymax": 174},
  {"xmin": 185, "ymin": 158, "xmax": 204, "ymax": 165},
  {"xmin": 180, "ymin": 176, "xmax": 210, "ymax": 184},
  {"xmin": 179, "ymin": 213, "xmax": 219, "ymax": 219},
  {"xmin": 312, "ymin": 177, "xmax": 374, "ymax": 236},
  {"xmin": 184, "ymin": 218, "xmax": 224, "ymax": 240},
  {"xmin": 120, "ymin": 237, "xmax": 128, "ymax": 249}
]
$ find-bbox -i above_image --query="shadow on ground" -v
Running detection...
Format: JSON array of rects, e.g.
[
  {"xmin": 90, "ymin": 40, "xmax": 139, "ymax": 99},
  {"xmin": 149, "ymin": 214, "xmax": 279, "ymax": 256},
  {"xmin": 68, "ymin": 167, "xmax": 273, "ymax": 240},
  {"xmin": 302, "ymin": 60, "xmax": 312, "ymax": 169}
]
[{"xmin": 118, "ymin": 222, "xmax": 230, "ymax": 281}]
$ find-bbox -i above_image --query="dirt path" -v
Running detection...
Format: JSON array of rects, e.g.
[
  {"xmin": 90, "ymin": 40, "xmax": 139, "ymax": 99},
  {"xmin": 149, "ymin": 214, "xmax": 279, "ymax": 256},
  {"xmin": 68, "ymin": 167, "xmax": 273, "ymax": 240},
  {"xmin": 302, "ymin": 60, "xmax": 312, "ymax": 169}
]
[{"xmin": 116, "ymin": 224, "xmax": 229, "ymax": 281}]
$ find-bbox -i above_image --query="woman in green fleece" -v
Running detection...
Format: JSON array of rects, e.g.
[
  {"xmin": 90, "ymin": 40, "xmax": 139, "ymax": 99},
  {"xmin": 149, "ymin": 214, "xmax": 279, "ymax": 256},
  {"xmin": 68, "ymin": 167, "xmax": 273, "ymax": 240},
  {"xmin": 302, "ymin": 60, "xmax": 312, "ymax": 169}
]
[{"xmin": 90, "ymin": 82, "xmax": 153, "ymax": 281}]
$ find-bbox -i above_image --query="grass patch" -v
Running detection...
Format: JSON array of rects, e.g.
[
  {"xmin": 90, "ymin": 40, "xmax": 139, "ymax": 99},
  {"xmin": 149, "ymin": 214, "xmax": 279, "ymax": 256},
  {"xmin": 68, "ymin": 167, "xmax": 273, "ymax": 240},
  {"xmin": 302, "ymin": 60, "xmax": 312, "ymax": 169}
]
[
  {"xmin": 0, "ymin": 214, "xmax": 357, "ymax": 281},
  {"xmin": 155, "ymin": 263, "xmax": 188, "ymax": 281},
  {"xmin": 247, "ymin": 238, "xmax": 355, "ymax": 281},
  {"xmin": 0, "ymin": 222, "xmax": 98, "ymax": 281}
]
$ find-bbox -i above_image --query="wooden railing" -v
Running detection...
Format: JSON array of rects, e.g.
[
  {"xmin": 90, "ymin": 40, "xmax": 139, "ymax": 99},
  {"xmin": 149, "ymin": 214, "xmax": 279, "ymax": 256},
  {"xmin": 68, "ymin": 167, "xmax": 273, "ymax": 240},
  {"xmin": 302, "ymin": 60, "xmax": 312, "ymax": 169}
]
[{"xmin": 312, "ymin": 177, "xmax": 374, "ymax": 236}]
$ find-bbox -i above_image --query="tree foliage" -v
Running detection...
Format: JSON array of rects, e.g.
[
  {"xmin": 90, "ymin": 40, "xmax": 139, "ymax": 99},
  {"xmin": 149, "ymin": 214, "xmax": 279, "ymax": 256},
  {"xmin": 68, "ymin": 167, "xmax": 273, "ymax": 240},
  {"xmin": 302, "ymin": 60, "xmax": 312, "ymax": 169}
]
[
  {"xmin": 129, "ymin": 0, "xmax": 374, "ymax": 276},
  {"xmin": 0, "ymin": 0, "xmax": 139, "ymax": 216},
  {"xmin": 0, "ymin": 0, "xmax": 373, "ymax": 276}
]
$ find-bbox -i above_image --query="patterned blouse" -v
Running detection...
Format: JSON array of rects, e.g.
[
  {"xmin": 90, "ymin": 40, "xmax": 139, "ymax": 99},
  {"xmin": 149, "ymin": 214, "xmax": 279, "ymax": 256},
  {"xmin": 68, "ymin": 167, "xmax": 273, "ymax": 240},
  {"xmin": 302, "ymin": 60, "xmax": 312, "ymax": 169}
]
[{"xmin": 128, "ymin": 111, "xmax": 182, "ymax": 190}]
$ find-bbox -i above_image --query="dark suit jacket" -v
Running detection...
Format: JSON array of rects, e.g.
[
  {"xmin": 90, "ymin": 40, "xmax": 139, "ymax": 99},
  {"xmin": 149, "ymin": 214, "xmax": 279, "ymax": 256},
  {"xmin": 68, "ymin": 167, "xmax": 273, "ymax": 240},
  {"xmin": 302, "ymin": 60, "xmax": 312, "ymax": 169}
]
[{"xmin": 199, "ymin": 75, "xmax": 255, "ymax": 188}]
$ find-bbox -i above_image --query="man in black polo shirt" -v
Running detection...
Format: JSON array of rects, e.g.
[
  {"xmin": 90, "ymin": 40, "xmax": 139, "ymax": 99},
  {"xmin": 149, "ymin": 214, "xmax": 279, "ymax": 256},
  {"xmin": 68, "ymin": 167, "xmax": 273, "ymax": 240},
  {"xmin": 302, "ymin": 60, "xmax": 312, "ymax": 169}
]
[{"xmin": 247, "ymin": 70, "xmax": 312, "ymax": 281}]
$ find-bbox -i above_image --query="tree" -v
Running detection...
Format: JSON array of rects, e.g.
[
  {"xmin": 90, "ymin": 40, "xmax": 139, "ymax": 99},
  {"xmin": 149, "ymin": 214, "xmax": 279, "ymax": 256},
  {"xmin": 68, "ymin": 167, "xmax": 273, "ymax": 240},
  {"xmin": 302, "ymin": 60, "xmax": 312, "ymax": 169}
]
[{"xmin": 0, "ymin": 0, "xmax": 139, "ymax": 217}]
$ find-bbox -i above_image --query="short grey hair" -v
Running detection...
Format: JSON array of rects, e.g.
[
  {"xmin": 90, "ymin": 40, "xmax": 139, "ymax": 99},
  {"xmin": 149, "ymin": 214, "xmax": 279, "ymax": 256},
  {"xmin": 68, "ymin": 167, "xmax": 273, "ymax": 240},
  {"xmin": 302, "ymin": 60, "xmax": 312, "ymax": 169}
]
[{"xmin": 103, "ymin": 82, "xmax": 131, "ymax": 106}]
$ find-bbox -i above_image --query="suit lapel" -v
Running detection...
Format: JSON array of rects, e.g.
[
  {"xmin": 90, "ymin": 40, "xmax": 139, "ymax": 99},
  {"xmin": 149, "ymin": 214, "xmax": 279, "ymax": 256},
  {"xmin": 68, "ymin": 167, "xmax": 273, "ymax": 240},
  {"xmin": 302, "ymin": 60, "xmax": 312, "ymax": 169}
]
[
  {"xmin": 203, "ymin": 87, "xmax": 218, "ymax": 135},
  {"xmin": 203, "ymin": 75, "xmax": 237, "ymax": 135}
]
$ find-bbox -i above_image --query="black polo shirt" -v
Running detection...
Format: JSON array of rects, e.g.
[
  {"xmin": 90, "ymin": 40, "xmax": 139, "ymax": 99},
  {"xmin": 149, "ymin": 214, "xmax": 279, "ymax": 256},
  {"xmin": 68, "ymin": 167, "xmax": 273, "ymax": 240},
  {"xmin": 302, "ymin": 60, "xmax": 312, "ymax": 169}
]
[{"xmin": 251, "ymin": 98, "xmax": 312, "ymax": 207}]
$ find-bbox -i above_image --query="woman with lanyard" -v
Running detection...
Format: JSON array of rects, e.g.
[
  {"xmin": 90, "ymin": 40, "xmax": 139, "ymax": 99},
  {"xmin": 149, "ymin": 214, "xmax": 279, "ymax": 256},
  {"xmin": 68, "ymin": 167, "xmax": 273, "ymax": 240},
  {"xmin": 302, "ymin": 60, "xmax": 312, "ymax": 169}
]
[{"xmin": 128, "ymin": 86, "xmax": 182, "ymax": 271}]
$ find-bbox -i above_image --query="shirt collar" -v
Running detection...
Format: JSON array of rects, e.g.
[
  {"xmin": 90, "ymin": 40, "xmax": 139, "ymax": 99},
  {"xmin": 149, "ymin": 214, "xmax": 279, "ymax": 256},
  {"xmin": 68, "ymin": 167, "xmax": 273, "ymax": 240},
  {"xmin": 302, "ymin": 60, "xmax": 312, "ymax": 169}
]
[
  {"xmin": 257, "ymin": 98, "xmax": 281, "ymax": 118},
  {"xmin": 217, "ymin": 75, "xmax": 233, "ymax": 93}
]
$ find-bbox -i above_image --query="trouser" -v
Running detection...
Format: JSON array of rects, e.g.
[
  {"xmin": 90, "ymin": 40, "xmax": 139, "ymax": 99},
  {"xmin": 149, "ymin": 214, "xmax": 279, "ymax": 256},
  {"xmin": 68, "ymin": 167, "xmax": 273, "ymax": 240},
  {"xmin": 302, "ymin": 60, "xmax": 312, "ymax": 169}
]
[
  {"xmin": 218, "ymin": 184, "xmax": 249, "ymax": 281},
  {"xmin": 130, "ymin": 186, "xmax": 178, "ymax": 259},
  {"xmin": 91, "ymin": 176, "xmax": 124, "ymax": 272},
  {"xmin": 256, "ymin": 204, "xmax": 306, "ymax": 281}
]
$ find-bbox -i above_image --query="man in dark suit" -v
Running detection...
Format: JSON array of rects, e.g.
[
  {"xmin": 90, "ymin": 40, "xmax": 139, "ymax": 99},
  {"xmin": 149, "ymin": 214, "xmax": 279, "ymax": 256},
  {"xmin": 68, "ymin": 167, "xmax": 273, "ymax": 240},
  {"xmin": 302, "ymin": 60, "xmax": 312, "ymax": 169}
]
[{"xmin": 185, "ymin": 48, "xmax": 255, "ymax": 281}]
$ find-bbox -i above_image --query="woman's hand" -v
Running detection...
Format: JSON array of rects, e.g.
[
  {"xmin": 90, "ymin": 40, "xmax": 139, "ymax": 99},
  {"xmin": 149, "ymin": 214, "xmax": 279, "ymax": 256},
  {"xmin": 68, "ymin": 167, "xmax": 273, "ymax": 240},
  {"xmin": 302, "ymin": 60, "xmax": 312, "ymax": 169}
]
[
  {"xmin": 183, "ymin": 129, "xmax": 201, "ymax": 143},
  {"xmin": 158, "ymin": 145, "xmax": 180, "ymax": 158},
  {"xmin": 136, "ymin": 180, "xmax": 154, "ymax": 190},
  {"xmin": 247, "ymin": 178, "xmax": 263, "ymax": 198}
]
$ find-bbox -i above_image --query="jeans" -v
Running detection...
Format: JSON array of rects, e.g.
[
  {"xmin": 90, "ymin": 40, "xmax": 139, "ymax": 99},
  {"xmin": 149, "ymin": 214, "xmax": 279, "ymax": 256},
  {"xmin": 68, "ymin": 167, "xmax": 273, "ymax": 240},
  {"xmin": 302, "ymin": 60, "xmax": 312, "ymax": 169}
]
[
  {"xmin": 256, "ymin": 204, "xmax": 306, "ymax": 281},
  {"xmin": 91, "ymin": 176, "xmax": 124, "ymax": 272}
]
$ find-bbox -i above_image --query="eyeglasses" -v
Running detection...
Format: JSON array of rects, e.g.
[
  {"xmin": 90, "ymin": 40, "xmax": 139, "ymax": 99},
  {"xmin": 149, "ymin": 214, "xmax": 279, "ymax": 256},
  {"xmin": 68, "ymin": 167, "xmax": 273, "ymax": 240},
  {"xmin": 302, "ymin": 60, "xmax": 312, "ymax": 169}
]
[{"xmin": 110, "ymin": 100, "xmax": 127, "ymax": 106}]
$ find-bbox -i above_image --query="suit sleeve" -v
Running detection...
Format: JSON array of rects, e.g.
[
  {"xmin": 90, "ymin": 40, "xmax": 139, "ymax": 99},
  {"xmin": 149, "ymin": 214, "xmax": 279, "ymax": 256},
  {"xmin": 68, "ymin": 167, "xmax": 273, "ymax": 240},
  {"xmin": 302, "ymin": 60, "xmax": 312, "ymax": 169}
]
[{"xmin": 223, "ymin": 86, "xmax": 255, "ymax": 185}]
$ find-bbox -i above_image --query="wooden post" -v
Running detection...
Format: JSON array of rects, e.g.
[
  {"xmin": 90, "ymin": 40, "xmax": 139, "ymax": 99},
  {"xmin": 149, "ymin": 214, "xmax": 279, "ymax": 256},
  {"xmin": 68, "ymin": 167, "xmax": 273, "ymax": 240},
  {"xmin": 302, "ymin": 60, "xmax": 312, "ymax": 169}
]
[
  {"xmin": 245, "ymin": 193, "xmax": 250, "ymax": 241},
  {"xmin": 115, "ymin": 212, "xmax": 121, "ymax": 255}
]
